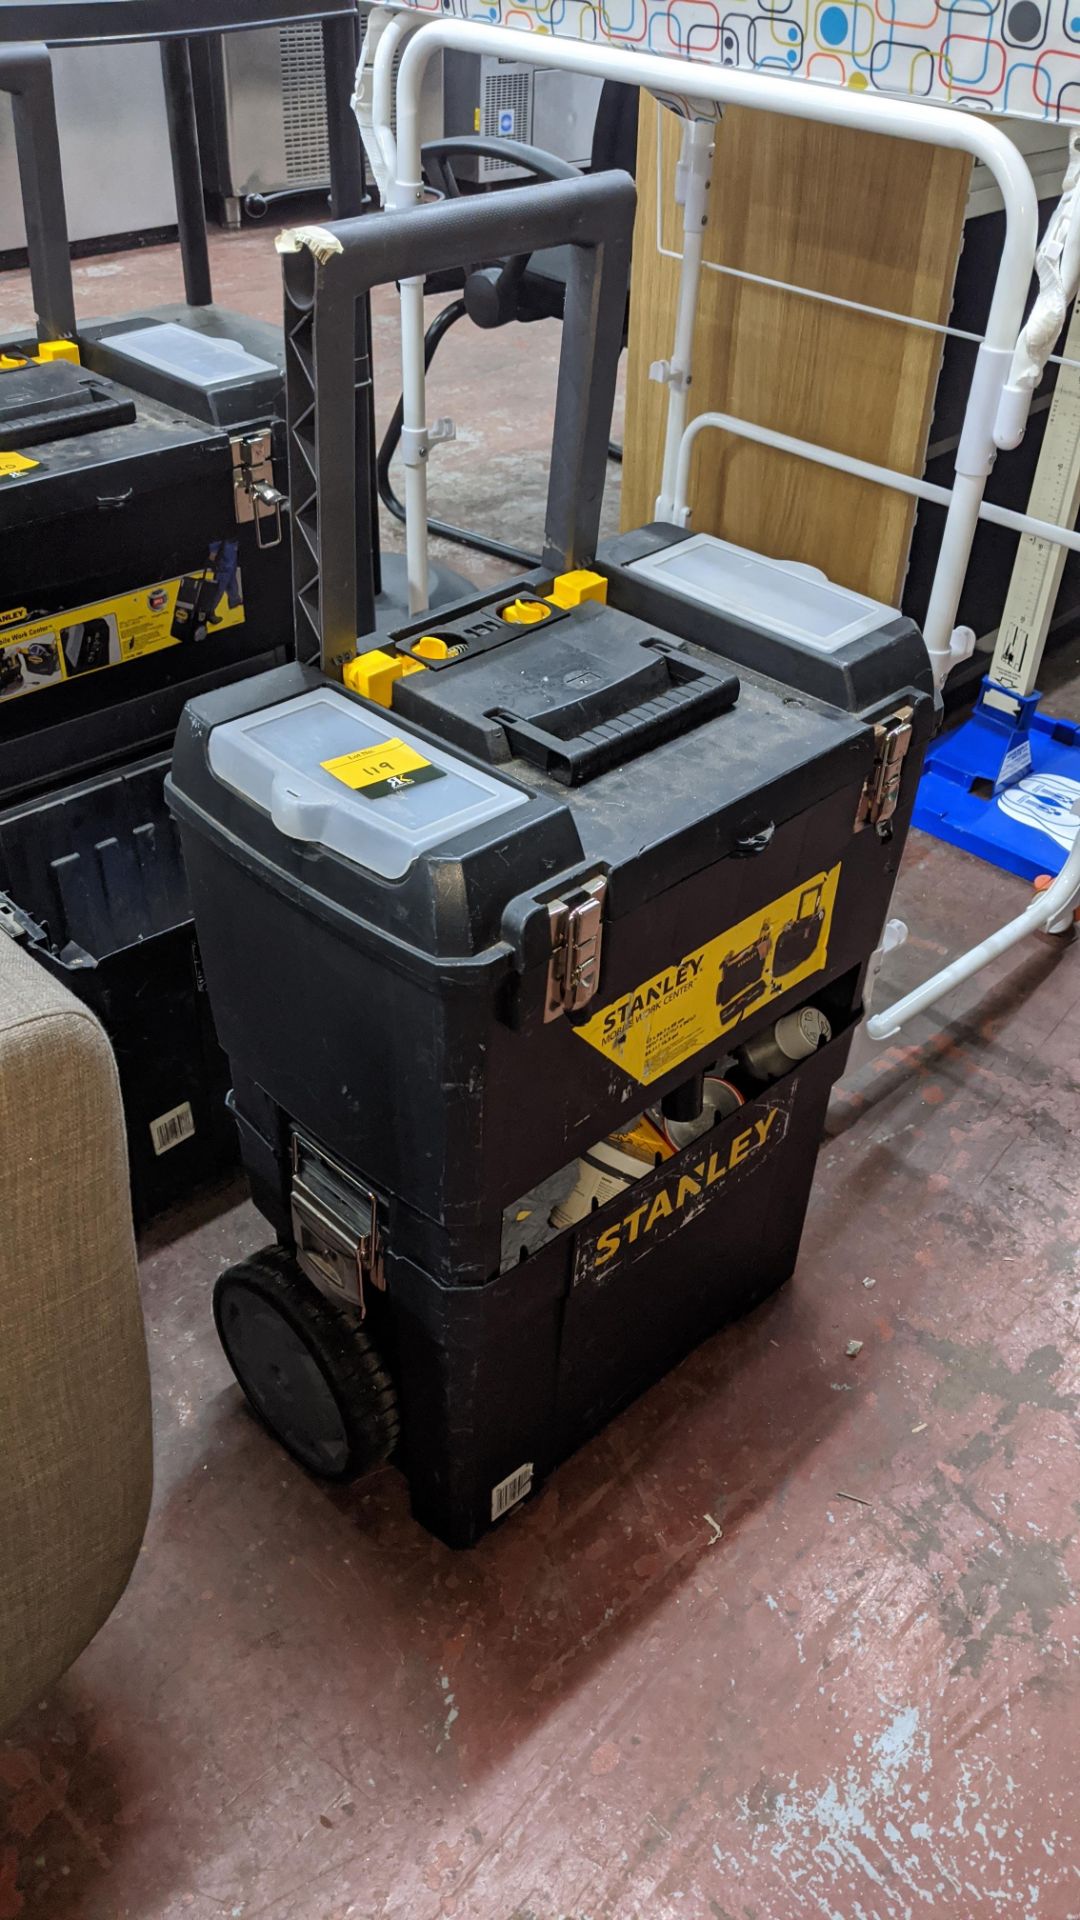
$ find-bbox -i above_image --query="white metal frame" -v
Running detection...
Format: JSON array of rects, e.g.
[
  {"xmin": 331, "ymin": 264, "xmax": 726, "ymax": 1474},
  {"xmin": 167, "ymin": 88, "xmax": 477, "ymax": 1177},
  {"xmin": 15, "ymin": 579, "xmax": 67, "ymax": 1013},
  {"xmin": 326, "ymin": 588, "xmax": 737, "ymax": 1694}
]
[
  {"xmin": 672, "ymin": 410, "xmax": 1080, "ymax": 559},
  {"xmin": 350, "ymin": 10, "xmax": 1080, "ymax": 1035},
  {"xmin": 375, "ymin": 16, "xmax": 1039, "ymax": 643}
]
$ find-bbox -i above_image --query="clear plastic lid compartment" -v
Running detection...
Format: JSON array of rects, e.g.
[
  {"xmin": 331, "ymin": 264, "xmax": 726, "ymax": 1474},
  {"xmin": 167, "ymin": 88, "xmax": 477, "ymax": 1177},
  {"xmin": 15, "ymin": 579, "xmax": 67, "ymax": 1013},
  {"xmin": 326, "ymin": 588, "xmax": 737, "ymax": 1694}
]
[
  {"xmin": 101, "ymin": 322, "xmax": 277, "ymax": 388},
  {"xmin": 207, "ymin": 690, "xmax": 526, "ymax": 880},
  {"xmin": 629, "ymin": 534, "xmax": 896, "ymax": 653}
]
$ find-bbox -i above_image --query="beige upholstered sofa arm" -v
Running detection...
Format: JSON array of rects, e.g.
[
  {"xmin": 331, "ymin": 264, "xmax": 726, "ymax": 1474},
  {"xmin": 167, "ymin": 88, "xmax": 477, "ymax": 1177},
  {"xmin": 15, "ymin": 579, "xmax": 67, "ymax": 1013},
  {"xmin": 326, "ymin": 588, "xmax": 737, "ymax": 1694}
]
[{"xmin": 0, "ymin": 936, "xmax": 152, "ymax": 1728}]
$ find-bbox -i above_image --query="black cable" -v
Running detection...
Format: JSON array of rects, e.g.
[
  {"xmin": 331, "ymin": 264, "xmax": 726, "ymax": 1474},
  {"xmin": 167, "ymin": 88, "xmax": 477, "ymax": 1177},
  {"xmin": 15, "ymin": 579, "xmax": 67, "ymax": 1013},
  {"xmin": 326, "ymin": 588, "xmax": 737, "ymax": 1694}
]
[
  {"xmin": 376, "ymin": 299, "xmax": 542, "ymax": 570},
  {"xmin": 607, "ymin": 440, "xmax": 623, "ymax": 463}
]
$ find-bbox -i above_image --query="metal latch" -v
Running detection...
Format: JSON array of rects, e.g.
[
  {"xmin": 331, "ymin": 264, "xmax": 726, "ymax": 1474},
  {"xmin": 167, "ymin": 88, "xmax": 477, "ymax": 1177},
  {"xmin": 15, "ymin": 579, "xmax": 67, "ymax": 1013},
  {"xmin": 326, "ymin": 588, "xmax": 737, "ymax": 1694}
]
[
  {"xmin": 290, "ymin": 1131, "xmax": 382, "ymax": 1316},
  {"xmin": 856, "ymin": 706, "xmax": 914, "ymax": 836},
  {"xmin": 231, "ymin": 430, "xmax": 285, "ymax": 550},
  {"xmin": 545, "ymin": 876, "xmax": 607, "ymax": 1021}
]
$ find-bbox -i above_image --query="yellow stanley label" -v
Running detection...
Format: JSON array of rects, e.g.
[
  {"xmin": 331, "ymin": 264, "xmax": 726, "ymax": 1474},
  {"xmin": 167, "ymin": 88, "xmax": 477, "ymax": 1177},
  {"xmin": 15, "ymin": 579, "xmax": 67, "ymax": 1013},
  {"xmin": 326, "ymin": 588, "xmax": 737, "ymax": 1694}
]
[
  {"xmin": 592, "ymin": 1107, "xmax": 781, "ymax": 1269},
  {"xmin": 572, "ymin": 1087, "xmax": 793, "ymax": 1285},
  {"xmin": 0, "ymin": 551, "xmax": 245, "ymax": 704},
  {"xmin": 574, "ymin": 864, "xmax": 841, "ymax": 1087},
  {"xmin": 321, "ymin": 736, "xmax": 439, "ymax": 796},
  {"xmin": 0, "ymin": 452, "xmax": 38, "ymax": 478}
]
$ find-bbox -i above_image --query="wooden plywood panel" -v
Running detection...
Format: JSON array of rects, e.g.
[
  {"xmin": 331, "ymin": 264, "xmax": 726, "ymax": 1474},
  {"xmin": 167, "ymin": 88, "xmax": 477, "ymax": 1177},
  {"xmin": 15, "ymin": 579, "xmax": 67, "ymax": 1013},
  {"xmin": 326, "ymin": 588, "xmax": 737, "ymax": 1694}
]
[{"xmin": 622, "ymin": 102, "xmax": 971, "ymax": 607}]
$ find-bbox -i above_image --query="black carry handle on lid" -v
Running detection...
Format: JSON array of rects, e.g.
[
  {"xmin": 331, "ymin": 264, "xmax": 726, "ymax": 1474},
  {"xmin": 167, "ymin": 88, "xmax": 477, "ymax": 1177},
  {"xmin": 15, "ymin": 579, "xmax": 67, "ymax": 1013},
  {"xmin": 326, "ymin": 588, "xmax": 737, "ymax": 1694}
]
[
  {"xmin": 280, "ymin": 169, "xmax": 637, "ymax": 677},
  {"xmin": 0, "ymin": 43, "xmax": 76, "ymax": 342},
  {"xmin": 490, "ymin": 642, "xmax": 740, "ymax": 787}
]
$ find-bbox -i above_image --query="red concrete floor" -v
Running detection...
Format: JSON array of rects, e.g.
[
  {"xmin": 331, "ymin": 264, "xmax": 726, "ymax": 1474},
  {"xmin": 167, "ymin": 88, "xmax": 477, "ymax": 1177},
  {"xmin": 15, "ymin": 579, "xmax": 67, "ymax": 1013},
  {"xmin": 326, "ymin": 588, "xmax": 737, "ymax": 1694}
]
[{"xmin": 2, "ymin": 226, "xmax": 1079, "ymax": 1920}]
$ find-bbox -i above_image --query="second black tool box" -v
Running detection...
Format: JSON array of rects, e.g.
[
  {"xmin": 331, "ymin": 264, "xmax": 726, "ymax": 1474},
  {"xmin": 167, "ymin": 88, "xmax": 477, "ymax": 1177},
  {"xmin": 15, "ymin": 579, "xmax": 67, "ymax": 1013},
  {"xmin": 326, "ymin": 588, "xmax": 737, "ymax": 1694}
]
[{"xmin": 0, "ymin": 38, "xmax": 295, "ymax": 1218}]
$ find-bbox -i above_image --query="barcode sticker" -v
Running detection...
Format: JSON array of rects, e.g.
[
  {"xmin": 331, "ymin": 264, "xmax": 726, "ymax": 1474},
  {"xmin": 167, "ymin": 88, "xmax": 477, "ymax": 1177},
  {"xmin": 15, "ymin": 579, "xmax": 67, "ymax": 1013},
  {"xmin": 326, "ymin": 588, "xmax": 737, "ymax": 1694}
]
[
  {"xmin": 150, "ymin": 1101, "xmax": 195, "ymax": 1157},
  {"xmin": 491, "ymin": 1462, "xmax": 534, "ymax": 1522}
]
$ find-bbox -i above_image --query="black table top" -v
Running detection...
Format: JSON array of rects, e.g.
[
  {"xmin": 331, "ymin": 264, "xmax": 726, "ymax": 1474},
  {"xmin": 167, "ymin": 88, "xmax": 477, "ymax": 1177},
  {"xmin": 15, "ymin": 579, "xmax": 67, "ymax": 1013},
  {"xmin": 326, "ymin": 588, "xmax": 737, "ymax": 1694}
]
[{"xmin": 0, "ymin": 0, "xmax": 356, "ymax": 45}]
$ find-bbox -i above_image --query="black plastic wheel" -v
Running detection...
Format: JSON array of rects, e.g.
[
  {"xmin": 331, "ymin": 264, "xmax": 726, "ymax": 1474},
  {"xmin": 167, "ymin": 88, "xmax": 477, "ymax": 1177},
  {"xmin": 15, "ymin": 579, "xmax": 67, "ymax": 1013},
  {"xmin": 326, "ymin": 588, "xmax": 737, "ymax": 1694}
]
[{"xmin": 213, "ymin": 1248, "xmax": 399, "ymax": 1481}]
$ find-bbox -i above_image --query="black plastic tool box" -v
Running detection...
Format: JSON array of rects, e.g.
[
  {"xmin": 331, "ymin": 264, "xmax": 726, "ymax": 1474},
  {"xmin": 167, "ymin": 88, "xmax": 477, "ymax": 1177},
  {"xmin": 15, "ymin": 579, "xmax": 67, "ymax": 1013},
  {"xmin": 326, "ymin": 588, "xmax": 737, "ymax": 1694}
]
[
  {"xmin": 168, "ymin": 174, "xmax": 936, "ymax": 1545},
  {"xmin": 0, "ymin": 752, "xmax": 236, "ymax": 1218},
  {"xmin": 0, "ymin": 40, "xmax": 297, "ymax": 804},
  {"xmin": 0, "ymin": 37, "xmax": 299, "ymax": 1219},
  {"xmin": 0, "ymin": 21, "xmax": 365, "ymax": 1220}
]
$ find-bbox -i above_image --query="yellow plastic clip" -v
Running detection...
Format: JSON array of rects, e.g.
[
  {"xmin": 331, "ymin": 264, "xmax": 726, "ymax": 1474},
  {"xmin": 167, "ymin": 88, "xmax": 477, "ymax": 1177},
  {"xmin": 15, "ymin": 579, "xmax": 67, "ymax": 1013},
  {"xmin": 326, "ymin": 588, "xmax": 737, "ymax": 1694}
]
[
  {"xmin": 500, "ymin": 597, "xmax": 551, "ymax": 626},
  {"xmin": 341, "ymin": 647, "xmax": 425, "ymax": 708},
  {"xmin": 546, "ymin": 569, "xmax": 607, "ymax": 610},
  {"xmin": 35, "ymin": 340, "xmax": 81, "ymax": 366}
]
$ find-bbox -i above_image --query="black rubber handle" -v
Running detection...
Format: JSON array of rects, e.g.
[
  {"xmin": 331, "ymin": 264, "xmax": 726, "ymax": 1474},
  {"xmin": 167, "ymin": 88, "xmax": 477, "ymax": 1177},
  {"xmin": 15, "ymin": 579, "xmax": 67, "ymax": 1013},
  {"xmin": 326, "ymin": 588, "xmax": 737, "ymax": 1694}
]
[{"xmin": 491, "ymin": 643, "xmax": 740, "ymax": 787}]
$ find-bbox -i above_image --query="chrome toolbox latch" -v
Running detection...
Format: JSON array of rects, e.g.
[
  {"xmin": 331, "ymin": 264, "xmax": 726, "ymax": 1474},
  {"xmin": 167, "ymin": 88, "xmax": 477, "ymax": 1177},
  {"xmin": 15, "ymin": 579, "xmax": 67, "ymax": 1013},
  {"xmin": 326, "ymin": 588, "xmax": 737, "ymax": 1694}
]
[
  {"xmin": 545, "ymin": 875, "xmax": 607, "ymax": 1021},
  {"xmin": 231, "ymin": 429, "xmax": 285, "ymax": 550},
  {"xmin": 856, "ymin": 706, "xmax": 914, "ymax": 837},
  {"xmin": 289, "ymin": 1131, "xmax": 383, "ymax": 1317}
]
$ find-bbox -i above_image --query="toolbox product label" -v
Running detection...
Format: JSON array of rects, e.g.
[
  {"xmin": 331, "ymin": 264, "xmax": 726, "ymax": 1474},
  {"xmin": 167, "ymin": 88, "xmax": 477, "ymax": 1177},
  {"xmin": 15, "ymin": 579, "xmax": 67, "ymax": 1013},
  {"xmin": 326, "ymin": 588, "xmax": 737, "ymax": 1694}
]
[
  {"xmin": 0, "ymin": 452, "xmax": 38, "ymax": 479},
  {"xmin": 574, "ymin": 864, "xmax": 841, "ymax": 1087},
  {"xmin": 0, "ymin": 540, "xmax": 244, "ymax": 704},
  {"xmin": 573, "ymin": 1088, "xmax": 793, "ymax": 1286},
  {"xmin": 321, "ymin": 736, "xmax": 447, "ymax": 799}
]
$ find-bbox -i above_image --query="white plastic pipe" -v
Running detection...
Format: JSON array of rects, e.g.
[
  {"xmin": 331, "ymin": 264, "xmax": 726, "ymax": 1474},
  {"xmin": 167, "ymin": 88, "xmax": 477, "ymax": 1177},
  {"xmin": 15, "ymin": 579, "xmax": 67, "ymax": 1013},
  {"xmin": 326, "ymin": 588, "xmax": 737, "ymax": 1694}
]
[
  {"xmin": 865, "ymin": 832, "xmax": 1080, "ymax": 1038},
  {"xmin": 357, "ymin": 6, "xmax": 420, "ymax": 201},
  {"xmin": 673, "ymin": 409, "xmax": 1080, "ymax": 554},
  {"xmin": 655, "ymin": 119, "xmax": 714, "ymax": 522},
  {"xmin": 399, "ymin": 269, "xmax": 429, "ymax": 612},
  {"xmin": 390, "ymin": 17, "xmax": 1039, "ymax": 613}
]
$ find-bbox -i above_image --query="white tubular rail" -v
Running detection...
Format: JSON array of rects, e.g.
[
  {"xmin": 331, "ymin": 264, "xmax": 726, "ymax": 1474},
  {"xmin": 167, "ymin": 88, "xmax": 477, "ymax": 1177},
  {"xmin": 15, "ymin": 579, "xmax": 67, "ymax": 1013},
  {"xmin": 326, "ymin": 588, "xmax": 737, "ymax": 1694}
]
[
  {"xmin": 676, "ymin": 405, "xmax": 1080, "ymax": 1034},
  {"xmin": 674, "ymin": 408, "xmax": 1080, "ymax": 689},
  {"xmin": 865, "ymin": 835, "xmax": 1080, "ymax": 1039},
  {"xmin": 352, "ymin": 5, "xmax": 417, "ymax": 205},
  {"xmin": 653, "ymin": 118, "xmax": 715, "ymax": 522},
  {"xmin": 384, "ymin": 14, "xmax": 1039, "ymax": 617},
  {"xmin": 674, "ymin": 409, "xmax": 1080, "ymax": 556}
]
